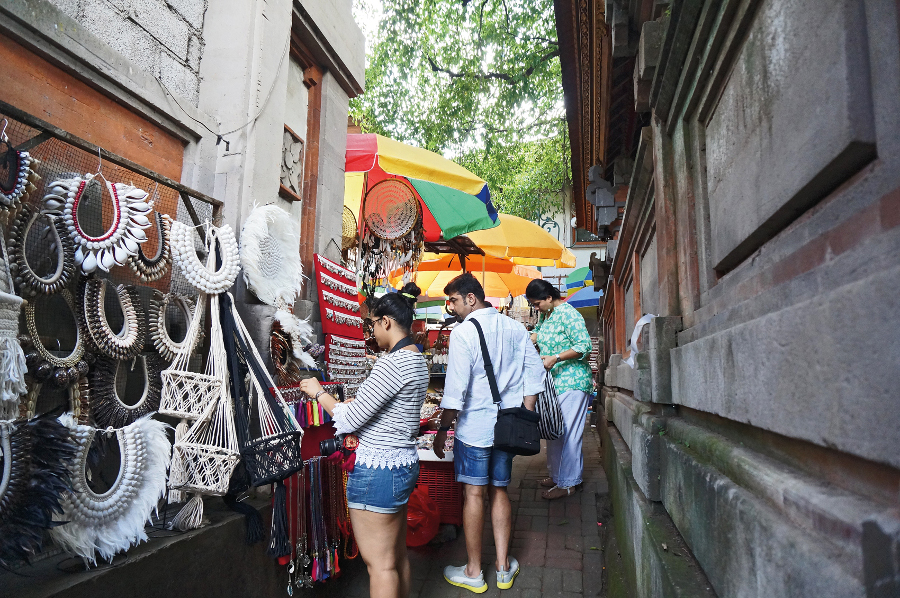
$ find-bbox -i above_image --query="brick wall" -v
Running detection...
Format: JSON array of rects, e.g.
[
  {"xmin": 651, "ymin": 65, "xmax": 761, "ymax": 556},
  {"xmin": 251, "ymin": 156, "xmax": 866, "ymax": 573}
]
[{"xmin": 50, "ymin": 0, "xmax": 206, "ymax": 104}]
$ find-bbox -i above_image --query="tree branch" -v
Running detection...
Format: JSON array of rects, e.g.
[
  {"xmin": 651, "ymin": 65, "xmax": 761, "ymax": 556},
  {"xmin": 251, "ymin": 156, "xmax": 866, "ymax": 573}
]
[{"xmin": 426, "ymin": 48, "xmax": 561, "ymax": 83}]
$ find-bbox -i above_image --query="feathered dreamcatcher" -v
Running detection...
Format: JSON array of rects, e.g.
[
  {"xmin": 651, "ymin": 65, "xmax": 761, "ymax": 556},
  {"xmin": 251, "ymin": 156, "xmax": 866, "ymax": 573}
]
[
  {"xmin": 358, "ymin": 179, "xmax": 424, "ymax": 303},
  {"xmin": 42, "ymin": 174, "xmax": 155, "ymax": 274},
  {"xmin": 50, "ymin": 413, "xmax": 170, "ymax": 565},
  {"xmin": 0, "ymin": 412, "xmax": 77, "ymax": 568},
  {"xmin": 239, "ymin": 204, "xmax": 315, "ymax": 368}
]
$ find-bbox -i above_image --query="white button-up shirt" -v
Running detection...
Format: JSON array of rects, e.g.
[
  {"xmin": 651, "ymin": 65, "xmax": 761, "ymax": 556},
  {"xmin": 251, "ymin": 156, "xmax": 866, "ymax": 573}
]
[{"xmin": 440, "ymin": 307, "xmax": 545, "ymax": 448}]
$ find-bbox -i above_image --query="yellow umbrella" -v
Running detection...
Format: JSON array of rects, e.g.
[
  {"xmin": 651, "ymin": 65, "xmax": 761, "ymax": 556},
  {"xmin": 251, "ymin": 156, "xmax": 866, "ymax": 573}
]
[
  {"xmin": 466, "ymin": 214, "xmax": 576, "ymax": 267},
  {"xmin": 390, "ymin": 255, "xmax": 541, "ymax": 298}
]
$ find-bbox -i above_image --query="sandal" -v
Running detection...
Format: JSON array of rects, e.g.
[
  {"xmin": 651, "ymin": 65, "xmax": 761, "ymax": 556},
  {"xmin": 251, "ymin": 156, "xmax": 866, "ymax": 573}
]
[
  {"xmin": 541, "ymin": 485, "xmax": 575, "ymax": 500},
  {"xmin": 539, "ymin": 477, "xmax": 556, "ymax": 488}
]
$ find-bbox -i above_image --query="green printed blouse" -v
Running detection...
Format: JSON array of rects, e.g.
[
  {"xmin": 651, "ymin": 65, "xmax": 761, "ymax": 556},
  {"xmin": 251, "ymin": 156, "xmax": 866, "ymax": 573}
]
[{"xmin": 534, "ymin": 302, "xmax": 594, "ymax": 393}]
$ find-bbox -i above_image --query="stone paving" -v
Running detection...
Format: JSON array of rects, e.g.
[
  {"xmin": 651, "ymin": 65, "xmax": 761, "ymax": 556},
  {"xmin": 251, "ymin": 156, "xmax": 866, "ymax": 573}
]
[{"xmin": 317, "ymin": 423, "xmax": 608, "ymax": 597}]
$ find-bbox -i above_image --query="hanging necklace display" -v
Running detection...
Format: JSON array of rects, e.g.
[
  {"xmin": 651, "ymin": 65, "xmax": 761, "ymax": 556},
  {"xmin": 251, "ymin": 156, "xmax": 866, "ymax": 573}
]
[
  {"xmin": 50, "ymin": 413, "xmax": 170, "ymax": 565},
  {"xmin": 0, "ymin": 412, "xmax": 77, "ymax": 568},
  {"xmin": 128, "ymin": 211, "xmax": 172, "ymax": 282},
  {"xmin": 149, "ymin": 290, "xmax": 200, "ymax": 362},
  {"xmin": 321, "ymin": 289, "xmax": 360, "ymax": 313},
  {"xmin": 168, "ymin": 291, "xmax": 239, "ymax": 530},
  {"xmin": 42, "ymin": 166, "xmax": 154, "ymax": 274},
  {"xmin": 7, "ymin": 203, "xmax": 76, "ymax": 297},
  {"xmin": 170, "ymin": 219, "xmax": 240, "ymax": 294},
  {"xmin": 88, "ymin": 354, "xmax": 164, "ymax": 428},
  {"xmin": 0, "ymin": 120, "xmax": 40, "ymax": 209},
  {"xmin": 82, "ymin": 278, "xmax": 145, "ymax": 360},
  {"xmin": 324, "ymin": 308, "xmax": 362, "ymax": 328},
  {"xmin": 22, "ymin": 290, "xmax": 90, "ymax": 387},
  {"xmin": 319, "ymin": 271, "xmax": 357, "ymax": 296}
]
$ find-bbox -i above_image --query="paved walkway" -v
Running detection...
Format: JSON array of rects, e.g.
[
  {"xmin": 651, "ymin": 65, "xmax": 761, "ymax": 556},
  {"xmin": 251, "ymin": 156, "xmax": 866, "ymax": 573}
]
[{"xmin": 318, "ymin": 423, "xmax": 608, "ymax": 597}]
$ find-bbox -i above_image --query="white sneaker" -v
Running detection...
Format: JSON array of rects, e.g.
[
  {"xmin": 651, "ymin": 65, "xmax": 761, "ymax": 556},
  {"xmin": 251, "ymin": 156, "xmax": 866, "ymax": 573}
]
[
  {"xmin": 443, "ymin": 564, "xmax": 488, "ymax": 593},
  {"xmin": 496, "ymin": 557, "xmax": 520, "ymax": 590}
]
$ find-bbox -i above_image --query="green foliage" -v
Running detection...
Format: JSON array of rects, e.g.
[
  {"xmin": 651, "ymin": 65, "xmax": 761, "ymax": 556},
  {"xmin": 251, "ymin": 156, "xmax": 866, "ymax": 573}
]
[{"xmin": 351, "ymin": 0, "xmax": 571, "ymax": 220}]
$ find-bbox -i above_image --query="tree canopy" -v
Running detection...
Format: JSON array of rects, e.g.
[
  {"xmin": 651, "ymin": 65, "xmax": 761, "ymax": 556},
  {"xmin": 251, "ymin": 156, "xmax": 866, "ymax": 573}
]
[{"xmin": 351, "ymin": 0, "xmax": 571, "ymax": 221}]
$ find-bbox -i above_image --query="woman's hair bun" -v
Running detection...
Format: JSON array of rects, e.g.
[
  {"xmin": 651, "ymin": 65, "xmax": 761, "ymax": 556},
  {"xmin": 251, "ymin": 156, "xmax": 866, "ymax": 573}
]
[{"xmin": 399, "ymin": 282, "xmax": 421, "ymax": 305}]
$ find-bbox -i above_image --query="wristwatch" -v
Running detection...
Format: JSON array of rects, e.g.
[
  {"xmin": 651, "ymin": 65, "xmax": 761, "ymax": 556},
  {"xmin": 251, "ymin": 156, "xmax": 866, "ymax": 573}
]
[
  {"xmin": 314, "ymin": 390, "xmax": 328, "ymax": 400},
  {"xmin": 555, "ymin": 353, "xmax": 562, "ymax": 363}
]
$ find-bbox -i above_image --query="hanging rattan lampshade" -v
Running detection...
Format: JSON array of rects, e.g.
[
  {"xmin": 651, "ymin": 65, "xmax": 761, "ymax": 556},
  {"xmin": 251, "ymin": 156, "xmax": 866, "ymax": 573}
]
[
  {"xmin": 363, "ymin": 179, "xmax": 419, "ymax": 240},
  {"xmin": 342, "ymin": 206, "xmax": 358, "ymax": 250}
]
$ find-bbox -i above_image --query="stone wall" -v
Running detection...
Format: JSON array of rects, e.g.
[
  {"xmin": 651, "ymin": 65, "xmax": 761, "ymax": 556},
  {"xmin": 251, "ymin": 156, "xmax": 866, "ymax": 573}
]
[
  {"xmin": 49, "ymin": 0, "xmax": 206, "ymax": 104},
  {"xmin": 596, "ymin": 0, "xmax": 900, "ymax": 596}
]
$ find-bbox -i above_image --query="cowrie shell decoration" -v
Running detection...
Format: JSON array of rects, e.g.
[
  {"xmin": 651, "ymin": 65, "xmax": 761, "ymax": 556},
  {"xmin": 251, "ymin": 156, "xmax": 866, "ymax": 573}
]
[
  {"xmin": 41, "ymin": 174, "xmax": 154, "ymax": 274},
  {"xmin": 169, "ymin": 220, "xmax": 240, "ymax": 294}
]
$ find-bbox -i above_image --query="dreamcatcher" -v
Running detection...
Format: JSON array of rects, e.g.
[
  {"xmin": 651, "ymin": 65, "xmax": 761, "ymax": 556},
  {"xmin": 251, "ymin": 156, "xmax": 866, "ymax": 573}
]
[
  {"xmin": 239, "ymin": 204, "xmax": 315, "ymax": 369},
  {"xmin": 0, "ymin": 412, "xmax": 77, "ymax": 568},
  {"xmin": 358, "ymin": 179, "xmax": 424, "ymax": 303},
  {"xmin": 50, "ymin": 413, "xmax": 170, "ymax": 565}
]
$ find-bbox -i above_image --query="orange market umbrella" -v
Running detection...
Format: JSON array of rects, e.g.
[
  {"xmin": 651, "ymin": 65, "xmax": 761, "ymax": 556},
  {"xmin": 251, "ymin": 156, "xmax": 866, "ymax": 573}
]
[
  {"xmin": 466, "ymin": 214, "xmax": 577, "ymax": 268},
  {"xmin": 390, "ymin": 254, "xmax": 541, "ymax": 298}
]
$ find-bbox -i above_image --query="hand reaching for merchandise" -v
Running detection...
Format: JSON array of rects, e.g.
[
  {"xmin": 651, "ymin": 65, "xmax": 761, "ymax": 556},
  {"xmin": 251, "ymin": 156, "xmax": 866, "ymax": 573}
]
[{"xmin": 297, "ymin": 377, "xmax": 324, "ymax": 399}]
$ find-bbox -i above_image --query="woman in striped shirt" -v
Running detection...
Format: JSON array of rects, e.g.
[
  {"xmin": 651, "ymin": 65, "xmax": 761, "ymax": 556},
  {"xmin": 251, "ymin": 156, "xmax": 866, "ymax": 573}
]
[{"xmin": 298, "ymin": 282, "xmax": 428, "ymax": 598}]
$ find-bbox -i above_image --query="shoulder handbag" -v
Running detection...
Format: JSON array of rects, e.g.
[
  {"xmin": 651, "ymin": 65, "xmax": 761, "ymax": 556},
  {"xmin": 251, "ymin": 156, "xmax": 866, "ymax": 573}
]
[
  {"xmin": 536, "ymin": 373, "xmax": 564, "ymax": 440},
  {"xmin": 470, "ymin": 319, "xmax": 541, "ymax": 456}
]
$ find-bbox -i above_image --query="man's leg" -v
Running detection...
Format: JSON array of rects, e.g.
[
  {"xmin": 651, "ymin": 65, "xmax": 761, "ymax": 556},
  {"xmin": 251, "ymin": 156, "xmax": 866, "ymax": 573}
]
[
  {"xmin": 488, "ymin": 485, "xmax": 512, "ymax": 572},
  {"xmin": 463, "ymin": 483, "xmax": 486, "ymax": 578}
]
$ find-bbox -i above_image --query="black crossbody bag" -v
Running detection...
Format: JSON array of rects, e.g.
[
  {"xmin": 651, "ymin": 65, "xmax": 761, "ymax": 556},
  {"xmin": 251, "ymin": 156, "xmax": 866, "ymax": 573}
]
[{"xmin": 471, "ymin": 319, "xmax": 541, "ymax": 456}]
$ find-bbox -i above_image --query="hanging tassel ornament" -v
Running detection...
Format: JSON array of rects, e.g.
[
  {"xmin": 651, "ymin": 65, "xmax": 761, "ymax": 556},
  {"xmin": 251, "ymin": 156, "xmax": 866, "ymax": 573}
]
[
  {"xmin": 267, "ymin": 480, "xmax": 291, "ymax": 558},
  {"xmin": 171, "ymin": 494, "xmax": 204, "ymax": 531}
]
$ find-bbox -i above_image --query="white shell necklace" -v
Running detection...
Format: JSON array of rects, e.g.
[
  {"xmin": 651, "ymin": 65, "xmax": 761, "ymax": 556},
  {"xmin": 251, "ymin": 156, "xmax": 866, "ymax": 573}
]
[
  {"xmin": 170, "ymin": 220, "xmax": 240, "ymax": 294},
  {"xmin": 42, "ymin": 174, "xmax": 154, "ymax": 274}
]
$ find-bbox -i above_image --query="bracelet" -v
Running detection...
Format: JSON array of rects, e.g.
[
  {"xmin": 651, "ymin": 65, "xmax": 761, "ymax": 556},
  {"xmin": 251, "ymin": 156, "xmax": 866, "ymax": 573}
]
[
  {"xmin": 438, "ymin": 426, "xmax": 451, "ymax": 432},
  {"xmin": 314, "ymin": 390, "xmax": 328, "ymax": 400}
]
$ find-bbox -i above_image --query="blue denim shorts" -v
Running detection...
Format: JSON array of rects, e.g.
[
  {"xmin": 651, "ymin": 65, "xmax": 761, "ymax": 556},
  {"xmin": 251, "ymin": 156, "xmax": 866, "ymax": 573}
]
[
  {"xmin": 346, "ymin": 461, "xmax": 419, "ymax": 514},
  {"xmin": 454, "ymin": 440, "xmax": 515, "ymax": 487}
]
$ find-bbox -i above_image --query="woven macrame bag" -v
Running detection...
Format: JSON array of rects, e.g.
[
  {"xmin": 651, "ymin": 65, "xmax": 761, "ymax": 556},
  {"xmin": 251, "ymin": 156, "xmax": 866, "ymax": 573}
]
[{"xmin": 0, "ymin": 235, "xmax": 26, "ymax": 420}]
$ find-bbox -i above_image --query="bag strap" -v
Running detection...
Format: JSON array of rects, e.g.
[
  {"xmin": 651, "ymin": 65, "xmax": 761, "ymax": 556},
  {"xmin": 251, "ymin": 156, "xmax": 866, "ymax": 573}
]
[{"xmin": 470, "ymin": 318, "xmax": 501, "ymax": 405}]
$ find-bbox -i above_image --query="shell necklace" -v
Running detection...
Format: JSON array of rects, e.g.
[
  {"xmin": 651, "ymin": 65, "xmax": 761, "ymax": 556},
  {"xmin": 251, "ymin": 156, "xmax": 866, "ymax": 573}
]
[
  {"xmin": 50, "ymin": 413, "xmax": 170, "ymax": 565},
  {"xmin": 81, "ymin": 278, "xmax": 145, "ymax": 360},
  {"xmin": 88, "ymin": 355, "xmax": 164, "ymax": 428},
  {"xmin": 42, "ymin": 174, "xmax": 153, "ymax": 274},
  {"xmin": 7, "ymin": 203, "xmax": 76, "ymax": 297},
  {"xmin": 149, "ymin": 291, "xmax": 201, "ymax": 361},
  {"xmin": 170, "ymin": 220, "xmax": 240, "ymax": 294},
  {"xmin": 128, "ymin": 212, "xmax": 172, "ymax": 282}
]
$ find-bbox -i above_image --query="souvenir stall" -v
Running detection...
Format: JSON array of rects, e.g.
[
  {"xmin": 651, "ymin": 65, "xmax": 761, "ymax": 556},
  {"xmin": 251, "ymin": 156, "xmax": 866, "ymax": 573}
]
[{"xmin": 0, "ymin": 105, "xmax": 355, "ymax": 586}]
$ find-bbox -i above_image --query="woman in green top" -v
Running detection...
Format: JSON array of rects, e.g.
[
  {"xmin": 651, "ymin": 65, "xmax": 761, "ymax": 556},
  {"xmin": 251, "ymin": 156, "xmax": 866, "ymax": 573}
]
[{"xmin": 526, "ymin": 279, "xmax": 594, "ymax": 500}]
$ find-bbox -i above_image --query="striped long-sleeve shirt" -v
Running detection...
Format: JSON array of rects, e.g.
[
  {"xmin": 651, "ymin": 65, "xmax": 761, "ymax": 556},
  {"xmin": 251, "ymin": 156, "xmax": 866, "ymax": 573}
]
[{"xmin": 332, "ymin": 349, "xmax": 429, "ymax": 469}]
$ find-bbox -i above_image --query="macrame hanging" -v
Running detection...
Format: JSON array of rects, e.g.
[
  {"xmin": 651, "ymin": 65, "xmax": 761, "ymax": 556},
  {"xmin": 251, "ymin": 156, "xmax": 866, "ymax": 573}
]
[
  {"xmin": 42, "ymin": 174, "xmax": 154, "ymax": 274},
  {"xmin": 22, "ymin": 290, "xmax": 91, "ymax": 388},
  {"xmin": 81, "ymin": 278, "xmax": 146, "ymax": 360},
  {"xmin": 358, "ymin": 179, "xmax": 424, "ymax": 303},
  {"xmin": 0, "ymin": 123, "xmax": 41, "ymax": 210},
  {"xmin": 127, "ymin": 212, "xmax": 172, "ymax": 282},
  {"xmin": 220, "ymin": 291, "xmax": 303, "ymax": 559},
  {"xmin": 170, "ymin": 219, "xmax": 240, "ymax": 294},
  {"xmin": 50, "ymin": 413, "xmax": 170, "ymax": 565},
  {"xmin": 0, "ymin": 229, "xmax": 25, "ymax": 419},
  {"xmin": 149, "ymin": 291, "xmax": 201, "ymax": 362},
  {"xmin": 239, "ymin": 204, "xmax": 315, "ymax": 368},
  {"xmin": 88, "ymin": 355, "xmax": 164, "ymax": 428},
  {"xmin": 7, "ymin": 203, "xmax": 76, "ymax": 298},
  {"xmin": 168, "ymin": 291, "xmax": 240, "ymax": 530},
  {"xmin": 0, "ymin": 412, "xmax": 77, "ymax": 568},
  {"xmin": 219, "ymin": 292, "xmax": 303, "ymax": 487}
]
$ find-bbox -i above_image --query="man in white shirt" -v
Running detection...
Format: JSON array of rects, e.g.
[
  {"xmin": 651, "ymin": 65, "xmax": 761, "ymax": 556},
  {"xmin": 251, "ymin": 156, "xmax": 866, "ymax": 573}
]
[{"xmin": 434, "ymin": 273, "xmax": 544, "ymax": 593}]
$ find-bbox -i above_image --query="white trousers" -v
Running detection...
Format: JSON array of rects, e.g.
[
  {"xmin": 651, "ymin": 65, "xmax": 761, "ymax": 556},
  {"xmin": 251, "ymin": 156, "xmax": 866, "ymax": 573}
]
[{"xmin": 546, "ymin": 390, "xmax": 591, "ymax": 488}]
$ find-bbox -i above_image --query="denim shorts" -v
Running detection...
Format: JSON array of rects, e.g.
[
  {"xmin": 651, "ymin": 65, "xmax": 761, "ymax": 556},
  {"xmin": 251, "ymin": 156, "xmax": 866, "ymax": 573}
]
[
  {"xmin": 454, "ymin": 440, "xmax": 515, "ymax": 487},
  {"xmin": 346, "ymin": 461, "xmax": 419, "ymax": 514}
]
